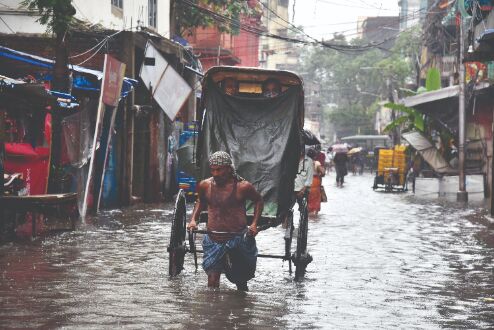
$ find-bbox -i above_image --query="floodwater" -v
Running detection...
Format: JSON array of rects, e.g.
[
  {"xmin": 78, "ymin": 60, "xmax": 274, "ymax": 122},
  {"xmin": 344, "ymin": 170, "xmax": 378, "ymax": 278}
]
[{"xmin": 1, "ymin": 173, "xmax": 494, "ymax": 329}]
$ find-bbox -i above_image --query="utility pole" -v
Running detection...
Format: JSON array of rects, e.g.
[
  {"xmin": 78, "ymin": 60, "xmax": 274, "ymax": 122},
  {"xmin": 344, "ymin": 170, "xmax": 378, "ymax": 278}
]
[
  {"xmin": 458, "ymin": 13, "xmax": 468, "ymax": 202},
  {"xmin": 387, "ymin": 77, "xmax": 400, "ymax": 145},
  {"xmin": 170, "ymin": 0, "xmax": 176, "ymax": 38},
  {"xmin": 491, "ymin": 117, "xmax": 494, "ymax": 214}
]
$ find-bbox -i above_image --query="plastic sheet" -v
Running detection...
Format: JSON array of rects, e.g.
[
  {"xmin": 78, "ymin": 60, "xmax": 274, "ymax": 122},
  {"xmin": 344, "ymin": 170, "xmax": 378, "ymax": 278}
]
[
  {"xmin": 198, "ymin": 80, "xmax": 302, "ymax": 216},
  {"xmin": 62, "ymin": 108, "xmax": 92, "ymax": 168}
]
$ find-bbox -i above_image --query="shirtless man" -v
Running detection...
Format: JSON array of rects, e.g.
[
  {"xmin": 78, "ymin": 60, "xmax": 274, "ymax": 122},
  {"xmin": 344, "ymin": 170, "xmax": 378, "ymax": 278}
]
[{"xmin": 187, "ymin": 151, "xmax": 264, "ymax": 291}]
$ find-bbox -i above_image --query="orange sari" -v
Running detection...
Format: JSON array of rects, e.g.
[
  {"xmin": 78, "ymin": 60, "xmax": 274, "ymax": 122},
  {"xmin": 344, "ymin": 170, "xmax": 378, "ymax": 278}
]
[{"xmin": 308, "ymin": 175, "xmax": 322, "ymax": 213}]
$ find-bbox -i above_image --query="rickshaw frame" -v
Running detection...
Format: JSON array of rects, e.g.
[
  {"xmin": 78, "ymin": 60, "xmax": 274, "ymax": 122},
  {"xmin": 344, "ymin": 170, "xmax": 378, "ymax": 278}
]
[{"xmin": 167, "ymin": 66, "xmax": 312, "ymax": 281}]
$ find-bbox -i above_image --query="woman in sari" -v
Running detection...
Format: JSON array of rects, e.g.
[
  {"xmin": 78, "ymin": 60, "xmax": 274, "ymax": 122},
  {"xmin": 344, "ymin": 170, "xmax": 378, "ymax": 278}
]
[{"xmin": 307, "ymin": 148, "xmax": 325, "ymax": 215}]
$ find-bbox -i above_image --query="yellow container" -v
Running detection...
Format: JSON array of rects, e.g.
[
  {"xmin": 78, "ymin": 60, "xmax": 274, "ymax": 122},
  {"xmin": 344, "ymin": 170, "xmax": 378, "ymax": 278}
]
[
  {"xmin": 394, "ymin": 145, "xmax": 407, "ymax": 152},
  {"xmin": 380, "ymin": 150, "xmax": 394, "ymax": 157}
]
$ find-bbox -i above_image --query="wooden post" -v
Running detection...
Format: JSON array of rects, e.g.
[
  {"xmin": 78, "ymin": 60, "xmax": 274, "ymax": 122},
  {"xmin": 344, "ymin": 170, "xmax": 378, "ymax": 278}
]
[
  {"xmin": 123, "ymin": 102, "xmax": 134, "ymax": 205},
  {"xmin": 121, "ymin": 32, "xmax": 135, "ymax": 206},
  {"xmin": 81, "ymin": 55, "xmax": 108, "ymax": 219},
  {"xmin": 0, "ymin": 108, "xmax": 4, "ymax": 198},
  {"xmin": 32, "ymin": 212, "xmax": 36, "ymax": 238},
  {"xmin": 96, "ymin": 105, "xmax": 119, "ymax": 211},
  {"xmin": 147, "ymin": 108, "xmax": 161, "ymax": 202},
  {"xmin": 491, "ymin": 131, "xmax": 494, "ymax": 216},
  {"xmin": 0, "ymin": 108, "xmax": 5, "ymax": 228}
]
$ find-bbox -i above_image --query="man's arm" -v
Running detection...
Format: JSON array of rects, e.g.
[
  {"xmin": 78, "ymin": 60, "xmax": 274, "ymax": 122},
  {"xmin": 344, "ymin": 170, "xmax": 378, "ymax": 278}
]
[
  {"xmin": 305, "ymin": 158, "xmax": 314, "ymax": 187},
  {"xmin": 187, "ymin": 180, "xmax": 208, "ymax": 230},
  {"xmin": 241, "ymin": 182, "xmax": 264, "ymax": 236}
]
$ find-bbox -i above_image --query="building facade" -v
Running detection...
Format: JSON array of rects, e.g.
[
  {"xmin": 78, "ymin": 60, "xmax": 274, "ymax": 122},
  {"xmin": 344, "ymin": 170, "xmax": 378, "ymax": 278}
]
[
  {"xmin": 0, "ymin": 0, "xmax": 170, "ymax": 37},
  {"xmin": 0, "ymin": 0, "xmax": 200, "ymax": 215},
  {"xmin": 185, "ymin": 0, "xmax": 262, "ymax": 71},
  {"xmin": 259, "ymin": 0, "xmax": 297, "ymax": 70}
]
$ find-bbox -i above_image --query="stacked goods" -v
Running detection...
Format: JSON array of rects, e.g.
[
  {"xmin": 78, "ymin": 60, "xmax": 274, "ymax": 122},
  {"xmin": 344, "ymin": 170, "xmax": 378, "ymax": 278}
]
[
  {"xmin": 393, "ymin": 145, "xmax": 407, "ymax": 185},
  {"xmin": 378, "ymin": 149, "xmax": 394, "ymax": 176}
]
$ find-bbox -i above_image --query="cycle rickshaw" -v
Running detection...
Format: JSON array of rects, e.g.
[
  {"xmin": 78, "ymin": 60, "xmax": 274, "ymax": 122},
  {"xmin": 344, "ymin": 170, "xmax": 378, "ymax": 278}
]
[
  {"xmin": 372, "ymin": 145, "xmax": 409, "ymax": 192},
  {"xmin": 167, "ymin": 66, "xmax": 312, "ymax": 280}
]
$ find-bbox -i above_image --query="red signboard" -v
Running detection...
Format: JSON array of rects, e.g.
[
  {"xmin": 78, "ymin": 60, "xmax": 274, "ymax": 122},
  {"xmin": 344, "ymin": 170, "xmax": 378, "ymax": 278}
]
[{"xmin": 102, "ymin": 55, "xmax": 126, "ymax": 107}]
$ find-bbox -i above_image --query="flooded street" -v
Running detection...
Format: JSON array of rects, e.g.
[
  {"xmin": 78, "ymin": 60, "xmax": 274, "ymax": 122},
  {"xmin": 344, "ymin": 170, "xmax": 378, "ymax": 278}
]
[{"xmin": 1, "ymin": 173, "xmax": 494, "ymax": 329}]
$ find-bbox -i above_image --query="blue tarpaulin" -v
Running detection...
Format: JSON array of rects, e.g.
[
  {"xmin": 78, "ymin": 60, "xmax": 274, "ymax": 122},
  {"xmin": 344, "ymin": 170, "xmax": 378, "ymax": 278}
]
[
  {"xmin": 478, "ymin": 29, "xmax": 494, "ymax": 42},
  {"xmin": 0, "ymin": 75, "xmax": 79, "ymax": 108},
  {"xmin": 0, "ymin": 45, "xmax": 138, "ymax": 98}
]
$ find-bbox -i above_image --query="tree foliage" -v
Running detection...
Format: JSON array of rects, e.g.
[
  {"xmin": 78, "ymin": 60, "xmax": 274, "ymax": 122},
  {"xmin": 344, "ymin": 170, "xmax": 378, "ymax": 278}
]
[
  {"xmin": 175, "ymin": 0, "xmax": 255, "ymax": 36},
  {"xmin": 21, "ymin": 0, "xmax": 76, "ymax": 35},
  {"xmin": 301, "ymin": 26, "xmax": 422, "ymax": 139},
  {"xmin": 383, "ymin": 102, "xmax": 425, "ymax": 133},
  {"xmin": 325, "ymin": 103, "xmax": 375, "ymax": 137}
]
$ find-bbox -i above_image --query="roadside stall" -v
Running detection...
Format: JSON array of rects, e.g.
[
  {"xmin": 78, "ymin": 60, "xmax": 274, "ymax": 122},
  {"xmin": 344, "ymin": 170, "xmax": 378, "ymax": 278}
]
[{"xmin": 0, "ymin": 76, "xmax": 78, "ymax": 239}]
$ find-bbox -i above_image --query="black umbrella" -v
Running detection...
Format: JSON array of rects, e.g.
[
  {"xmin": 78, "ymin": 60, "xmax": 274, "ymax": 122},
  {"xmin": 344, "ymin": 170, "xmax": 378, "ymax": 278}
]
[{"xmin": 302, "ymin": 129, "xmax": 320, "ymax": 146}]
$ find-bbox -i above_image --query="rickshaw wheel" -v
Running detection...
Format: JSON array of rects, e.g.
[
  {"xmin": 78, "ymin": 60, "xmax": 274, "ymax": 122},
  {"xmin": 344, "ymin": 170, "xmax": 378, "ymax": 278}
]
[
  {"xmin": 284, "ymin": 210, "xmax": 294, "ymax": 273},
  {"xmin": 293, "ymin": 195, "xmax": 312, "ymax": 280},
  {"xmin": 168, "ymin": 190, "xmax": 187, "ymax": 277}
]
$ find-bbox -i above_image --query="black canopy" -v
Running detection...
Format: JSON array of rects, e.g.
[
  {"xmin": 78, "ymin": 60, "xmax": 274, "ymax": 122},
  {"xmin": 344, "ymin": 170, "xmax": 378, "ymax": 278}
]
[{"xmin": 197, "ymin": 75, "xmax": 303, "ymax": 217}]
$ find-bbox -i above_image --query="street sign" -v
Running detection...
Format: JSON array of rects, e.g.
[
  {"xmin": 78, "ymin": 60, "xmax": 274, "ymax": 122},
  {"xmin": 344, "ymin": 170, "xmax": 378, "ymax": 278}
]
[{"xmin": 140, "ymin": 41, "xmax": 192, "ymax": 121}]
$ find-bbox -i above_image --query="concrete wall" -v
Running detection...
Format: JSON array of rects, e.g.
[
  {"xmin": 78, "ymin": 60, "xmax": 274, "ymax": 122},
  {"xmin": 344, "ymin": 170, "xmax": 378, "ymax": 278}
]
[
  {"xmin": 0, "ymin": 0, "xmax": 170, "ymax": 38},
  {"xmin": 414, "ymin": 175, "xmax": 485, "ymax": 201}
]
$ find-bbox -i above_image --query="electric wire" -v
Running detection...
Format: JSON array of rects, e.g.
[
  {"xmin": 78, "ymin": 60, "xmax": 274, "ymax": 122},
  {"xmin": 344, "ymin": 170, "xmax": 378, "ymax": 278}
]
[{"xmin": 178, "ymin": 0, "xmax": 406, "ymax": 53}]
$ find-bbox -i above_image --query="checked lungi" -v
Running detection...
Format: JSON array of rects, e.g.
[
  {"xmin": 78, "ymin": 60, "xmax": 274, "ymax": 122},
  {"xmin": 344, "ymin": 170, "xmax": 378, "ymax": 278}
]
[{"xmin": 202, "ymin": 232, "xmax": 258, "ymax": 284}]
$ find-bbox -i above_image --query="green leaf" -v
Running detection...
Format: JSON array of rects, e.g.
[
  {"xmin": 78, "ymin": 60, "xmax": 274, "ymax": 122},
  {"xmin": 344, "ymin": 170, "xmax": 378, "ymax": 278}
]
[
  {"xmin": 383, "ymin": 102, "xmax": 415, "ymax": 115},
  {"xmin": 383, "ymin": 116, "xmax": 409, "ymax": 132},
  {"xmin": 425, "ymin": 68, "xmax": 441, "ymax": 91}
]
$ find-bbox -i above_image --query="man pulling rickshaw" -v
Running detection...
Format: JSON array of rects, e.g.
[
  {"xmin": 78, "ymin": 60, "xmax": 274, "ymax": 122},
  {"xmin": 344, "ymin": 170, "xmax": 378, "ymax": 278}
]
[
  {"xmin": 187, "ymin": 151, "xmax": 264, "ymax": 291},
  {"xmin": 167, "ymin": 66, "xmax": 313, "ymax": 287}
]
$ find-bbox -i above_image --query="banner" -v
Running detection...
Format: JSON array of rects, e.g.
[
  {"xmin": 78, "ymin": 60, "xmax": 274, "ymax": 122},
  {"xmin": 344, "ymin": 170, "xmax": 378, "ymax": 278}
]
[{"xmin": 102, "ymin": 55, "xmax": 126, "ymax": 107}]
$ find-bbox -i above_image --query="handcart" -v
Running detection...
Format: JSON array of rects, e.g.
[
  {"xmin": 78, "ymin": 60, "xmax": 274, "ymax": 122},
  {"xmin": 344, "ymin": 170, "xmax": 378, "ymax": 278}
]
[{"xmin": 372, "ymin": 145, "xmax": 408, "ymax": 192}]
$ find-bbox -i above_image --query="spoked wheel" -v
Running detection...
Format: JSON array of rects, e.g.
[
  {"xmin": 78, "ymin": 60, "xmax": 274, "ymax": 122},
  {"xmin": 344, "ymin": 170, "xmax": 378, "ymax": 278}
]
[
  {"xmin": 284, "ymin": 209, "xmax": 294, "ymax": 273},
  {"xmin": 167, "ymin": 190, "xmax": 187, "ymax": 277},
  {"xmin": 293, "ymin": 194, "xmax": 312, "ymax": 280}
]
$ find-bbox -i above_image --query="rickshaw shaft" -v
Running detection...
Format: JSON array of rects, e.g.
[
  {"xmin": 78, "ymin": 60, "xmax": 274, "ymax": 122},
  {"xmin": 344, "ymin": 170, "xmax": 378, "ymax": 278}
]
[{"xmin": 190, "ymin": 249, "xmax": 288, "ymax": 260}]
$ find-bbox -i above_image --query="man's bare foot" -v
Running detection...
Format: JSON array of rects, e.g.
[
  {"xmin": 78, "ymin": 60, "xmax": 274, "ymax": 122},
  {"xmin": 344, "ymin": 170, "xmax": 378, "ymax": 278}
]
[{"xmin": 208, "ymin": 272, "xmax": 221, "ymax": 288}]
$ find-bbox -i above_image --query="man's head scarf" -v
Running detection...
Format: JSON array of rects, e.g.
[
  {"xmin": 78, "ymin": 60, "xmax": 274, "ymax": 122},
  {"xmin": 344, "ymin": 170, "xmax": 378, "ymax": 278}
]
[{"xmin": 209, "ymin": 151, "xmax": 244, "ymax": 181}]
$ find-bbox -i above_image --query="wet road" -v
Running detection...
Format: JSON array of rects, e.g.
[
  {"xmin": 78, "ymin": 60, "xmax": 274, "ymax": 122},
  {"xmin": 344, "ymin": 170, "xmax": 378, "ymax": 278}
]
[{"xmin": 1, "ymin": 173, "xmax": 494, "ymax": 329}]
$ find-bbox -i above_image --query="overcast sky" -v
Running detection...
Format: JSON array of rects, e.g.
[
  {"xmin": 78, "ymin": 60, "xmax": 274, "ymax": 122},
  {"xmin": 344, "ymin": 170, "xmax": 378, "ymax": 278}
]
[{"xmin": 290, "ymin": 0, "xmax": 401, "ymax": 40}]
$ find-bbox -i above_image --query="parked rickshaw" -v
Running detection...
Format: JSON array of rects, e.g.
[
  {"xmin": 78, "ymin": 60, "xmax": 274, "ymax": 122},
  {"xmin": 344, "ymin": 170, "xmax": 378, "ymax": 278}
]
[
  {"xmin": 372, "ymin": 145, "xmax": 409, "ymax": 192},
  {"xmin": 167, "ymin": 66, "xmax": 312, "ymax": 280}
]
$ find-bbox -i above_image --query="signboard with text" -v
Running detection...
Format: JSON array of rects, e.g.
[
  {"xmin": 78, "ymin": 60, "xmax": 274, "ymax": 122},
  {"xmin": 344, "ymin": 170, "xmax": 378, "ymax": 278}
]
[{"xmin": 102, "ymin": 55, "xmax": 126, "ymax": 107}]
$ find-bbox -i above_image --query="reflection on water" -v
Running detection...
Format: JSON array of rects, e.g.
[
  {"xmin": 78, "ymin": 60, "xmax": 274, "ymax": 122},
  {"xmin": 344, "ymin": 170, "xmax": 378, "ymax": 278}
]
[{"xmin": 1, "ymin": 174, "xmax": 494, "ymax": 329}]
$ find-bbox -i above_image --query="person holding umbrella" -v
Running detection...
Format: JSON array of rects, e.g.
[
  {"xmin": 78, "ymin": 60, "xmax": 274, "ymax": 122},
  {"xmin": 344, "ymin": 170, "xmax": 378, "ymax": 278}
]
[{"xmin": 332, "ymin": 143, "xmax": 348, "ymax": 187}]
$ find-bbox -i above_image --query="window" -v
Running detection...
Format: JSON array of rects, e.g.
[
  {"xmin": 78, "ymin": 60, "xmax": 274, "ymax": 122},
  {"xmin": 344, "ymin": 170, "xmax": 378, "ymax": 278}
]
[
  {"xmin": 148, "ymin": 0, "xmax": 157, "ymax": 28},
  {"xmin": 112, "ymin": 0, "xmax": 123, "ymax": 9},
  {"xmin": 278, "ymin": 0, "xmax": 288, "ymax": 7},
  {"xmin": 277, "ymin": 28, "xmax": 287, "ymax": 37}
]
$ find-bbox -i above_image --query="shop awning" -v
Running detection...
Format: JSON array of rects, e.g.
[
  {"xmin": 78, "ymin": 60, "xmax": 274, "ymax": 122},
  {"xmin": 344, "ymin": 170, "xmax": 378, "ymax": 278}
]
[
  {"xmin": 400, "ymin": 82, "xmax": 493, "ymax": 132},
  {"xmin": 0, "ymin": 45, "xmax": 138, "ymax": 97},
  {"xmin": 402, "ymin": 131, "xmax": 457, "ymax": 174},
  {"xmin": 401, "ymin": 85, "xmax": 459, "ymax": 108}
]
